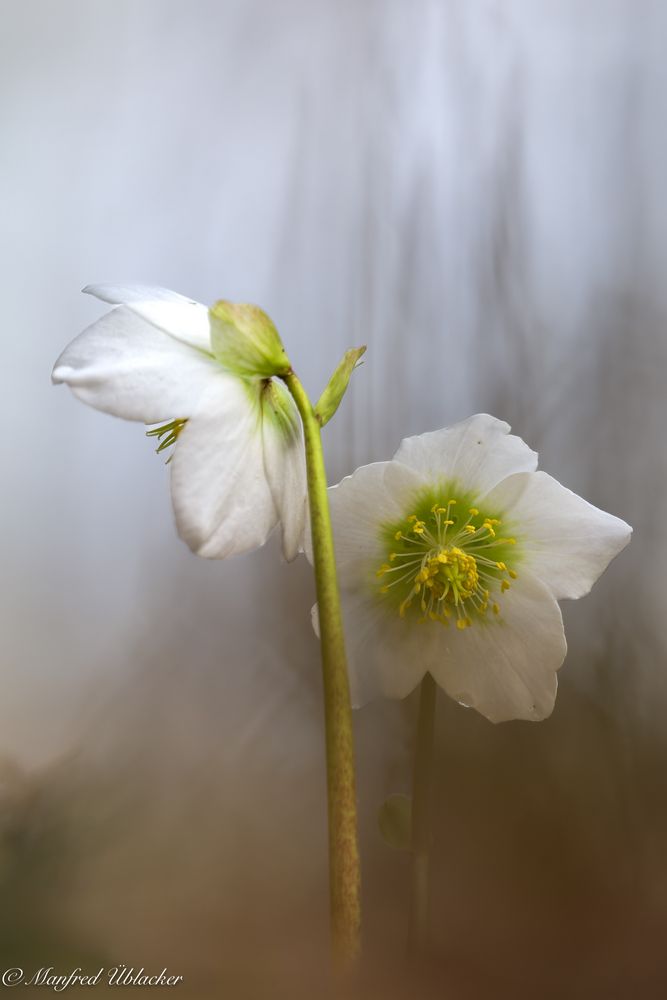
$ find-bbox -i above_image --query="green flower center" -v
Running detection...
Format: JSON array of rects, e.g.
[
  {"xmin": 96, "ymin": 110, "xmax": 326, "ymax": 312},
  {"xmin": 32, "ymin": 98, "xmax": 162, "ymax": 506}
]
[{"xmin": 376, "ymin": 487, "xmax": 520, "ymax": 629}]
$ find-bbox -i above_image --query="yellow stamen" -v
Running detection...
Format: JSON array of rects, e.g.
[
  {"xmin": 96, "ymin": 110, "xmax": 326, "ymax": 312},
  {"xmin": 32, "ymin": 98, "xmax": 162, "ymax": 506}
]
[{"xmin": 378, "ymin": 493, "xmax": 520, "ymax": 631}]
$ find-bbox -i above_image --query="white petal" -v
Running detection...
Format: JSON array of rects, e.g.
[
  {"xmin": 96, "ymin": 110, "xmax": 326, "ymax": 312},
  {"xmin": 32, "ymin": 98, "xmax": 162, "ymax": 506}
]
[
  {"xmin": 170, "ymin": 375, "xmax": 278, "ymax": 558},
  {"xmin": 336, "ymin": 588, "xmax": 431, "ymax": 707},
  {"xmin": 427, "ymin": 570, "xmax": 566, "ymax": 722},
  {"xmin": 52, "ymin": 306, "xmax": 219, "ymax": 423},
  {"xmin": 261, "ymin": 380, "xmax": 307, "ymax": 561},
  {"xmin": 84, "ymin": 284, "xmax": 197, "ymax": 306},
  {"xmin": 319, "ymin": 460, "xmax": 426, "ymax": 584},
  {"xmin": 84, "ymin": 284, "xmax": 212, "ymax": 352},
  {"xmin": 482, "ymin": 471, "xmax": 632, "ymax": 600},
  {"xmin": 393, "ymin": 414, "xmax": 538, "ymax": 497}
]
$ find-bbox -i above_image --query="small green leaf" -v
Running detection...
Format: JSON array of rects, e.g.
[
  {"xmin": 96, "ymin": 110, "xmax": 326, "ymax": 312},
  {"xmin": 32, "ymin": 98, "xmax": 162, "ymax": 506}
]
[
  {"xmin": 378, "ymin": 793, "xmax": 412, "ymax": 851},
  {"xmin": 314, "ymin": 346, "xmax": 366, "ymax": 427}
]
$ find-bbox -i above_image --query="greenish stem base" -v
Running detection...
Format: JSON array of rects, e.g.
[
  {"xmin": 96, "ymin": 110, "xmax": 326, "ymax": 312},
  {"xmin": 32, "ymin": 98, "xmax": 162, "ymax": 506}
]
[
  {"xmin": 408, "ymin": 672, "xmax": 437, "ymax": 958},
  {"xmin": 282, "ymin": 371, "xmax": 361, "ymax": 967}
]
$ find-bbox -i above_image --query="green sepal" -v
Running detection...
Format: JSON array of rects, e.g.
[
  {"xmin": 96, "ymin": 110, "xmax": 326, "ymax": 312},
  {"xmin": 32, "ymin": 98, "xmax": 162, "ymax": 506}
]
[
  {"xmin": 314, "ymin": 346, "xmax": 366, "ymax": 427},
  {"xmin": 378, "ymin": 793, "xmax": 412, "ymax": 851},
  {"xmin": 209, "ymin": 300, "xmax": 291, "ymax": 378},
  {"xmin": 260, "ymin": 378, "xmax": 300, "ymax": 445}
]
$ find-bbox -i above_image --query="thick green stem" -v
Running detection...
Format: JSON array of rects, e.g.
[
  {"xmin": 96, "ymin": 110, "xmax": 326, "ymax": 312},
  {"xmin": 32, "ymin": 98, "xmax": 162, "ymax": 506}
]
[
  {"xmin": 282, "ymin": 370, "xmax": 361, "ymax": 965},
  {"xmin": 408, "ymin": 672, "xmax": 437, "ymax": 958}
]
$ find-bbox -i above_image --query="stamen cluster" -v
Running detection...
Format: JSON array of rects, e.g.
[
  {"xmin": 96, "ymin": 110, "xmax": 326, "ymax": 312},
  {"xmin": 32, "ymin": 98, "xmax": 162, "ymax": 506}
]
[
  {"xmin": 146, "ymin": 418, "xmax": 188, "ymax": 462},
  {"xmin": 377, "ymin": 495, "xmax": 518, "ymax": 629}
]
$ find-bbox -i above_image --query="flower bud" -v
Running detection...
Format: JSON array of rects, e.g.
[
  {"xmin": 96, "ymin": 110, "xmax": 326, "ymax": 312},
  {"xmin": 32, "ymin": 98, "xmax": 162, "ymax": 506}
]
[
  {"xmin": 314, "ymin": 345, "xmax": 366, "ymax": 427},
  {"xmin": 209, "ymin": 301, "xmax": 291, "ymax": 378}
]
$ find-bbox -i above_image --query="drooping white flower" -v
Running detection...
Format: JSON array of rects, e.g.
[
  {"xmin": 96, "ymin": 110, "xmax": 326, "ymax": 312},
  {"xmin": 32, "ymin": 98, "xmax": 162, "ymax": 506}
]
[
  {"xmin": 52, "ymin": 285, "xmax": 307, "ymax": 560},
  {"xmin": 316, "ymin": 414, "xmax": 632, "ymax": 722}
]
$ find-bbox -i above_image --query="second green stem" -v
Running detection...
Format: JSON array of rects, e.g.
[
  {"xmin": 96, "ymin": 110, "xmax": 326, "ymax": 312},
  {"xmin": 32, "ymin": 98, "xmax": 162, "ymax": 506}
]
[{"xmin": 408, "ymin": 671, "xmax": 437, "ymax": 957}]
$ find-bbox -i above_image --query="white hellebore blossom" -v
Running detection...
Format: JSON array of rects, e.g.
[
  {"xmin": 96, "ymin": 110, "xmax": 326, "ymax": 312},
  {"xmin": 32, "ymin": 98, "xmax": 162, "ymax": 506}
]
[
  {"xmin": 52, "ymin": 285, "xmax": 307, "ymax": 560},
  {"xmin": 319, "ymin": 415, "xmax": 632, "ymax": 723}
]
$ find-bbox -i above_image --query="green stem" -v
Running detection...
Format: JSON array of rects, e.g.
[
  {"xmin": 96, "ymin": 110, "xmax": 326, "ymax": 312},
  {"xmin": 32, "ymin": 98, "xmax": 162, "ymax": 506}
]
[
  {"xmin": 282, "ymin": 370, "xmax": 361, "ymax": 965},
  {"xmin": 408, "ymin": 671, "xmax": 437, "ymax": 958}
]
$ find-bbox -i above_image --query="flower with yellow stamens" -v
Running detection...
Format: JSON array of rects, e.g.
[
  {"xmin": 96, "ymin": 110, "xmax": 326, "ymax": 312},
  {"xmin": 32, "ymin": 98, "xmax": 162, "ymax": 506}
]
[
  {"xmin": 52, "ymin": 284, "xmax": 307, "ymax": 560},
  {"xmin": 309, "ymin": 414, "xmax": 632, "ymax": 722}
]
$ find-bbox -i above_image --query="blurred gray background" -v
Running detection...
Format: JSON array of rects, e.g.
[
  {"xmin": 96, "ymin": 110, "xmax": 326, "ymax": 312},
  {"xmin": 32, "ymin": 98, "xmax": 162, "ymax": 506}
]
[{"xmin": 2, "ymin": 0, "xmax": 666, "ymax": 996}]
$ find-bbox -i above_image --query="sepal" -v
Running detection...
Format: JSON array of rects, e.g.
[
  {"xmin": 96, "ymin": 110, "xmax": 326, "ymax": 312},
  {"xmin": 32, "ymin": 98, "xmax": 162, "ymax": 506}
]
[{"xmin": 209, "ymin": 301, "xmax": 291, "ymax": 378}]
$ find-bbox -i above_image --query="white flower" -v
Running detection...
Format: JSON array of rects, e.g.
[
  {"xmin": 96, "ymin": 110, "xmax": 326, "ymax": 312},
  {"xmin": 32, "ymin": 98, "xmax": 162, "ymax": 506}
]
[
  {"xmin": 52, "ymin": 285, "xmax": 307, "ymax": 560},
  {"xmin": 316, "ymin": 414, "xmax": 632, "ymax": 722}
]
